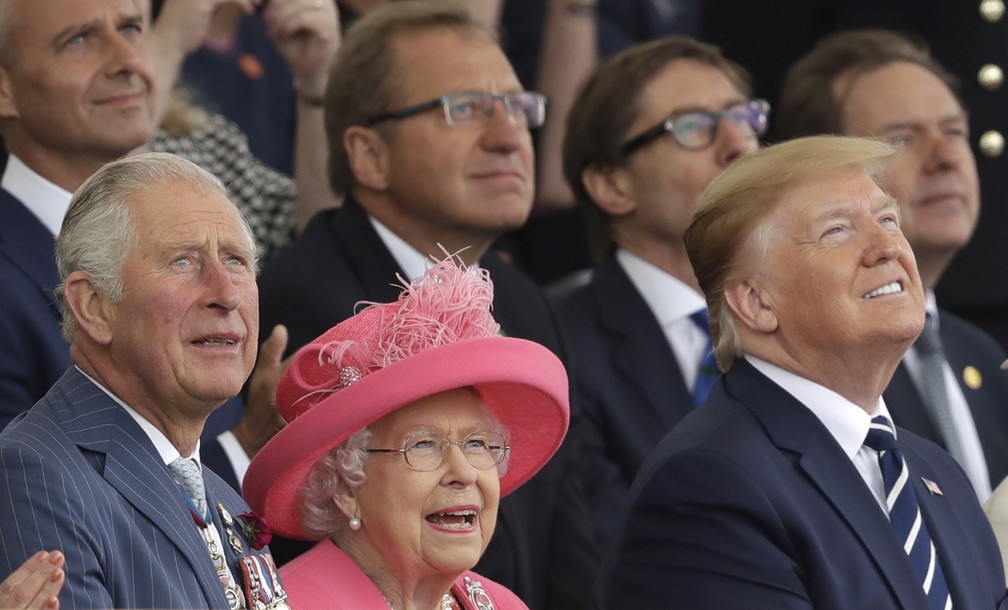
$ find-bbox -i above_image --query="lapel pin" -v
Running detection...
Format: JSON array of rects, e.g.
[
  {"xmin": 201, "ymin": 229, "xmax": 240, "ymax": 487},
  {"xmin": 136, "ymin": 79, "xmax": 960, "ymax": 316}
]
[{"xmin": 922, "ymin": 477, "xmax": 943, "ymax": 496}]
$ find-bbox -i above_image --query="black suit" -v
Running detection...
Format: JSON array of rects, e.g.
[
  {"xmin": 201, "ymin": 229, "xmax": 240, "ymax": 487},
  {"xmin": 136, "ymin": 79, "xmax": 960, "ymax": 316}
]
[
  {"xmin": 258, "ymin": 197, "xmax": 599, "ymax": 609},
  {"xmin": 884, "ymin": 308, "xmax": 1008, "ymax": 488},
  {"xmin": 553, "ymin": 257, "xmax": 695, "ymax": 549}
]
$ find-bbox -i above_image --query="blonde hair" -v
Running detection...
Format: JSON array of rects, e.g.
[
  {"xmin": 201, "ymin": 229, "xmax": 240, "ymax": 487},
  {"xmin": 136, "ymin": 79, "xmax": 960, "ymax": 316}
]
[{"xmin": 684, "ymin": 135, "xmax": 896, "ymax": 370}]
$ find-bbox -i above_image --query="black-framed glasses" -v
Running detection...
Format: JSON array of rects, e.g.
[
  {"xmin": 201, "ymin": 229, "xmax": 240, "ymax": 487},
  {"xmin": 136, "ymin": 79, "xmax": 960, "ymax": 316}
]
[
  {"xmin": 365, "ymin": 90, "xmax": 547, "ymax": 129},
  {"xmin": 366, "ymin": 430, "xmax": 511, "ymax": 472},
  {"xmin": 621, "ymin": 98, "xmax": 771, "ymax": 155}
]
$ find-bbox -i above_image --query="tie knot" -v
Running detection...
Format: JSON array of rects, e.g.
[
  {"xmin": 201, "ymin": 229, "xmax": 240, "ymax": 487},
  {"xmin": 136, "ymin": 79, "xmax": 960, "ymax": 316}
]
[
  {"xmin": 168, "ymin": 457, "xmax": 207, "ymax": 517},
  {"xmin": 915, "ymin": 313, "xmax": 943, "ymax": 355},
  {"xmin": 864, "ymin": 416, "xmax": 899, "ymax": 453}
]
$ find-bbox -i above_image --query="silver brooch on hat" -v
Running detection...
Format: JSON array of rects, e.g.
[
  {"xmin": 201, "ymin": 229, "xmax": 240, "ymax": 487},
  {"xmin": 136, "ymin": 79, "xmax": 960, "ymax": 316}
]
[{"xmin": 339, "ymin": 366, "xmax": 363, "ymax": 388}]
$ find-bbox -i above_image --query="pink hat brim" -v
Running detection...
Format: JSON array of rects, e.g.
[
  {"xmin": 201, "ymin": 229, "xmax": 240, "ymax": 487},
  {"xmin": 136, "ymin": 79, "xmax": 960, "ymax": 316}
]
[{"xmin": 243, "ymin": 336, "xmax": 570, "ymax": 539}]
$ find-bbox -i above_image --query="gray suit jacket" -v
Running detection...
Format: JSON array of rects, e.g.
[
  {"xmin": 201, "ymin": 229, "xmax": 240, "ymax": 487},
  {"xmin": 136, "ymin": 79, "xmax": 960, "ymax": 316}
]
[{"xmin": 0, "ymin": 367, "xmax": 276, "ymax": 609}]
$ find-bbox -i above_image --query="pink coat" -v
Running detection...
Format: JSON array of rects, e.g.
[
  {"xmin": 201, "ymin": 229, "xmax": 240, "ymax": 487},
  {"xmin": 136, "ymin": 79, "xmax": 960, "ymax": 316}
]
[{"xmin": 279, "ymin": 539, "xmax": 528, "ymax": 609}]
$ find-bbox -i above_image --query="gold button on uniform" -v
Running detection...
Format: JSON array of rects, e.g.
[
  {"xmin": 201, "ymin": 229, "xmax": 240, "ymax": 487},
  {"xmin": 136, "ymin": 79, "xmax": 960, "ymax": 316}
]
[
  {"xmin": 979, "ymin": 64, "xmax": 1004, "ymax": 90},
  {"xmin": 963, "ymin": 366, "xmax": 983, "ymax": 390},
  {"xmin": 981, "ymin": 0, "xmax": 1006, "ymax": 22},
  {"xmin": 980, "ymin": 130, "xmax": 1005, "ymax": 157}
]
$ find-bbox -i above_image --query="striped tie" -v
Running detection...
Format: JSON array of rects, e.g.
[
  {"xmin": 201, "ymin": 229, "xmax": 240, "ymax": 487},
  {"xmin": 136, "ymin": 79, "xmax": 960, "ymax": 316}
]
[
  {"xmin": 864, "ymin": 416, "xmax": 952, "ymax": 610},
  {"xmin": 689, "ymin": 309, "xmax": 719, "ymax": 406}
]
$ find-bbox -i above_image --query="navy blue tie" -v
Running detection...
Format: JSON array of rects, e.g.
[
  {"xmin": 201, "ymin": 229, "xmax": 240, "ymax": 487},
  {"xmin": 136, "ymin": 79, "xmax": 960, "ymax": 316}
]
[
  {"xmin": 864, "ymin": 416, "xmax": 951, "ymax": 609},
  {"xmin": 689, "ymin": 309, "xmax": 719, "ymax": 406}
]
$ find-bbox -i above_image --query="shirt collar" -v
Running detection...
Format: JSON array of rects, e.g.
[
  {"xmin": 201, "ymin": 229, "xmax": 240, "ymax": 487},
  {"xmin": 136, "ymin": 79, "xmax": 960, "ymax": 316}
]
[
  {"xmin": 1, "ymin": 154, "xmax": 73, "ymax": 237},
  {"xmin": 75, "ymin": 366, "xmax": 201, "ymax": 466},
  {"xmin": 745, "ymin": 355, "xmax": 894, "ymax": 459},
  {"xmin": 616, "ymin": 248, "xmax": 706, "ymax": 323},
  {"xmin": 369, "ymin": 215, "xmax": 480, "ymax": 281},
  {"xmin": 924, "ymin": 290, "xmax": 938, "ymax": 317}
]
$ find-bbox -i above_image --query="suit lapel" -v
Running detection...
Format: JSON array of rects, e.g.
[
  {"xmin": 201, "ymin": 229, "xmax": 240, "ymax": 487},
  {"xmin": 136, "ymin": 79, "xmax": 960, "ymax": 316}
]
[
  {"xmin": 56, "ymin": 370, "xmax": 228, "ymax": 607},
  {"xmin": 334, "ymin": 198, "xmax": 409, "ymax": 302},
  {"xmin": 0, "ymin": 189, "xmax": 61, "ymax": 319},
  {"xmin": 594, "ymin": 259, "xmax": 692, "ymax": 428},
  {"xmin": 727, "ymin": 361, "xmax": 931, "ymax": 608},
  {"xmin": 902, "ymin": 437, "xmax": 986, "ymax": 607}
]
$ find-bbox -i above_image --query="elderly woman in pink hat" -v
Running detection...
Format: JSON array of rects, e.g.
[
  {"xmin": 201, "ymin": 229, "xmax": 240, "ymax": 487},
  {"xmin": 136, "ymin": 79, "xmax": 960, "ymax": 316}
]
[{"xmin": 242, "ymin": 255, "xmax": 570, "ymax": 610}]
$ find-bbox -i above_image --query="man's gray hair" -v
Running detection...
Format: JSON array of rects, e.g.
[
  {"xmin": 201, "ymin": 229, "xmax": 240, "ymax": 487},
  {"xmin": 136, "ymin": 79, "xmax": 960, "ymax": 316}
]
[{"xmin": 55, "ymin": 152, "xmax": 254, "ymax": 340}]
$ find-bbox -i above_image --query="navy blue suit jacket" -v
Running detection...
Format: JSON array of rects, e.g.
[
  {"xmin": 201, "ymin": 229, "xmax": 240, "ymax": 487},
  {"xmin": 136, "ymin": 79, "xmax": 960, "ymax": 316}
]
[
  {"xmin": 553, "ymin": 257, "xmax": 694, "ymax": 549},
  {"xmin": 0, "ymin": 368, "xmax": 277, "ymax": 609},
  {"xmin": 0, "ymin": 188, "xmax": 69, "ymax": 426},
  {"xmin": 884, "ymin": 308, "xmax": 1008, "ymax": 488},
  {"xmin": 258, "ymin": 198, "xmax": 600, "ymax": 609},
  {"xmin": 599, "ymin": 359, "xmax": 1008, "ymax": 609}
]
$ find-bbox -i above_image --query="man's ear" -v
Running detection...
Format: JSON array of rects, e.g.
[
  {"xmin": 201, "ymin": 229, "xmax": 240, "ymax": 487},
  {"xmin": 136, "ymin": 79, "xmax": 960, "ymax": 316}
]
[
  {"xmin": 0, "ymin": 65, "xmax": 19, "ymax": 119},
  {"xmin": 344, "ymin": 126, "xmax": 389, "ymax": 191},
  {"xmin": 62, "ymin": 271, "xmax": 115, "ymax": 345},
  {"xmin": 582, "ymin": 163, "xmax": 637, "ymax": 217},
  {"xmin": 724, "ymin": 277, "xmax": 779, "ymax": 334}
]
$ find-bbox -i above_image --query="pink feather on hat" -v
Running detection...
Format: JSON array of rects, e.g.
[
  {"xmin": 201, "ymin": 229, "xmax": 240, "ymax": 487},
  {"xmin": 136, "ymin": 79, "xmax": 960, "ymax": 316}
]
[{"xmin": 243, "ymin": 253, "xmax": 570, "ymax": 539}]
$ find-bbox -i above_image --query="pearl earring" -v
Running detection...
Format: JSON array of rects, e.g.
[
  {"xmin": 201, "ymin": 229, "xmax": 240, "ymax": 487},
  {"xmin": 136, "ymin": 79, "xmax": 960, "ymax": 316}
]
[{"xmin": 349, "ymin": 516, "xmax": 361, "ymax": 530}]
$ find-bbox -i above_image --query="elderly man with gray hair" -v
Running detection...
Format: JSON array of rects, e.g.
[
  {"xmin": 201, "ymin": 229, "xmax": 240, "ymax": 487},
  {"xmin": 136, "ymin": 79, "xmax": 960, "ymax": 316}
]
[
  {"xmin": 597, "ymin": 136, "xmax": 1008, "ymax": 609},
  {"xmin": 0, "ymin": 153, "xmax": 287, "ymax": 610}
]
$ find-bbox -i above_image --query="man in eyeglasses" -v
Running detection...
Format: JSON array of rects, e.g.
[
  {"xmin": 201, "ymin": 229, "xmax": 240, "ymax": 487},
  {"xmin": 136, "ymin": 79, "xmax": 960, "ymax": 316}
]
[
  {"xmin": 256, "ymin": 1, "xmax": 599, "ymax": 608},
  {"xmin": 552, "ymin": 36, "xmax": 767, "ymax": 549}
]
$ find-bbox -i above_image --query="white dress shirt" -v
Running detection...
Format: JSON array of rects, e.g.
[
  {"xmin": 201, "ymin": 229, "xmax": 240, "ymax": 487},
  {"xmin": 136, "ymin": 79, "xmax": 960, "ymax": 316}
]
[
  {"xmin": 1, "ymin": 154, "xmax": 73, "ymax": 236},
  {"xmin": 371, "ymin": 216, "xmax": 437, "ymax": 281},
  {"xmin": 617, "ymin": 248, "xmax": 708, "ymax": 392},
  {"xmin": 747, "ymin": 356, "xmax": 893, "ymax": 514}
]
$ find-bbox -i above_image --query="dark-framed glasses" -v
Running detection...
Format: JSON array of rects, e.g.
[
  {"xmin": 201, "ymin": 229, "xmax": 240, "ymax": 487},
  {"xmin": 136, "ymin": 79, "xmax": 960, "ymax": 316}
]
[
  {"xmin": 366, "ymin": 429, "xmax": 510, "ymax": 472},
  {"xmin": 621, "ymin": 98, "xmax": 771, "ymax": 155},
  {"xmin": 365, "ymin": 90, "xmax": 547, "ymax": 129}
]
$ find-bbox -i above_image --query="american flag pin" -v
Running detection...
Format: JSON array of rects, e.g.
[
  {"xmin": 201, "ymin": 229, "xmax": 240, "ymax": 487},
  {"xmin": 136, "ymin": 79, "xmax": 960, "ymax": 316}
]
[{"xmin": 922, "ymin": 477, "xmax": 943, "ymax": 496}]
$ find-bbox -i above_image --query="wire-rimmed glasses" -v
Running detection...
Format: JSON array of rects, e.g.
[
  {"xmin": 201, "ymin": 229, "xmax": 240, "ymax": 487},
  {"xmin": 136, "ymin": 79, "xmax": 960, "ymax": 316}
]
[
  {"xmin": 365, "ymin": 90, "xmax": 547, "ymax": 129},
  {"xmin": 366, "ymin": 429, "xmax": 511, "ymax": 471}
]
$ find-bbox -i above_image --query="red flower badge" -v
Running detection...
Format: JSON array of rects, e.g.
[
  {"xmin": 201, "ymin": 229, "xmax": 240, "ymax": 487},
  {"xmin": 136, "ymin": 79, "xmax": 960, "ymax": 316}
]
[{"xmin": 236, "ymin": 512, "xmax": 273, "ymax": 550}]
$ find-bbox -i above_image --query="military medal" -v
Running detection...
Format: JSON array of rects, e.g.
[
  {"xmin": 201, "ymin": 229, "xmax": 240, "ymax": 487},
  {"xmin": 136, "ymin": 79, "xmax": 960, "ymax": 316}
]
[
  {"xmin": 219, "ymin": 503, "xmax": 246, "ymax": 555},
  {"xmin": 239, "ymin": 554, "xmax": 290, "ymax": 609}
]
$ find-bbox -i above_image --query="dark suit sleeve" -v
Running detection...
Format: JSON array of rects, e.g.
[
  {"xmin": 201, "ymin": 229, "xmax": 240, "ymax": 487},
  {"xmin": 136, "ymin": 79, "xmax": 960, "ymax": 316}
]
[
  {"xmin": 0, "ymin": 286, "xmax": 71, "ymax": 430},
  {"xmin": 573, "ymin": 380, "xmax": 633, "ymax": 550},
  {"xmin": 543, "ymin": 414, "xmax": 602, "ymax": 608},
  {"xmin": 601, "ymin": 449, "xmax": 813, "ymax": 609},
  {"xmin": 553, "ymin": 293, "xmax": 632, "ymax": 551},
  {"xmin": 0, "ymin": 443, "xmax": 114, "ymax": 609}
]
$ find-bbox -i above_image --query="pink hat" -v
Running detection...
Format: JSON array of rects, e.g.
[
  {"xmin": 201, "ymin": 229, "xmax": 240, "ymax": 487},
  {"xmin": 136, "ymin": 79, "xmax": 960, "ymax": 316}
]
[{"xmin": 243, "ymin": 255, "xmax": 571, "ymax": 540}]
